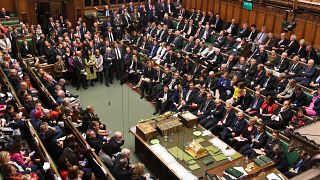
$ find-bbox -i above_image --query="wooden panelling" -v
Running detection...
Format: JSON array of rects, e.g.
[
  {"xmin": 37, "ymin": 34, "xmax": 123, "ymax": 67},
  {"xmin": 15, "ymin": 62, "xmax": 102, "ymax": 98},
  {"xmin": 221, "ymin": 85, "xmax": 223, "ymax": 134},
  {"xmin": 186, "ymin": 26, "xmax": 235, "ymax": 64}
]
[
  {"xmin": 273, "ymin": 14, "xmax": 284, "ymax": 36},
  {"xmin": 294, "ymin": 19, "xmax": 306, "ymax": 40},
  {"xmin": 226, "ymin": 3, "xmax": 234, "ymax": 21},
  {"xmin": 233, "ymin": 5, "xmax": 240, "ymax": 23},
  {"xmin": 220, "ymin": 2, "xmax": 227, "ymax": 20},
  {"xmin": 190, "ymin": 0, "xmax": 196, "ymax": 9},
  {"xmin": 207, "ymin": 0, "xmax": 214, "ymax": 12},
  {"xmin": 214, "ymin": 1, "xmax": 219, "ymax": 14},
  {"xmin": 196, "ymin": 0, "xmax": 202, "ymax": 10},
  {"xmin": 241, "ymin": 9, "xmax": 249, "ymax": 24},
  {"xmin": 313, "ymin": 24, "xmax": 320, "ymax": 48},
  {"xmin": 304, "ymin": 21, "xmax": 317, "ymax": 43},
  {"xmin": 201, "ymin": 0, "xmax": 208, "ymax": 12},
  {"xmin": 248, "ymin": 9, "xmax": 256, "ymax": 25},
  {"xmin": 0, "ymin": 0, "xmax": 15, "ymax": 12},
  {"xmin": 256, "ymin": 10, "xmax": 265, "ymax": 28}
]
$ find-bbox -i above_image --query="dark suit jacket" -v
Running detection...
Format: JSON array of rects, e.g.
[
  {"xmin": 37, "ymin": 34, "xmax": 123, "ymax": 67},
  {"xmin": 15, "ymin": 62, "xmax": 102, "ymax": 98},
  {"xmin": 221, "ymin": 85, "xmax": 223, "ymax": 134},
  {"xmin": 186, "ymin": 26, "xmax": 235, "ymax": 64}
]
[
  {"xmin": 171, "ymin": 36, "xmax": 183, "ymax": 48},
  {"xmin": 248, "ymin": 97, "xmax": 264, "ymax": 111},
  {"xmin": 237, "ymin": 28, "xmax": 250, "ymax": 39},
  {"xmin": 234, "ymin": 93, "xmax": 253, "ymax": 111},
  {"xmin": 291, "ymin": 91, "xmax": 307, "ymax": 107},
  {"xmin": 198, "ymin": 100, "xmax": 214, "ymax": 115},
  {"xmin": 260, "ymin": 76, "xmax": 277, "ymax": 91},
  {"xmin": 288, "ymin": 63, "xmax": 303, "ymax": 76},
  {"xmin": 223, "ymin": 23, "xmax": 239, "ymax": 36},
  {"xmin": 273, "ymin": 152, "xmax": 289, "ymax": 173},
  {"xmin": 250, "ymin": 132, "xmax": 269, "ymax": 149},
  {"xmin": 286, "ymin": 40, "xmax": 299, "ymax": 56},
  {"xmin": 20, "ymin": 45, "xmax": 32, "ymax": 57},
  {"xmin": 220, "ymin": 110, "xmax": 236, "ymax": 127},
  {"xmin": 230, "ymin": 119, "xmax": 247, "ymax": 136},
  {"xmin": 86, "ymin": 137, "xmax": 103, "ymax": 153},
  {"xmin": 210, "ymin": 105, "xmax": 225, "ymax": 121},
  {"xmin": 73, "ymin": 56, "xmax": 85, "ymax": 73},
  {"xmin": 274, "ymin": 58, "xmax": 290, "ymax": 73},
  {"xmin": 108, "ymin": 136, "xmax": 124, "ymax": 155}
]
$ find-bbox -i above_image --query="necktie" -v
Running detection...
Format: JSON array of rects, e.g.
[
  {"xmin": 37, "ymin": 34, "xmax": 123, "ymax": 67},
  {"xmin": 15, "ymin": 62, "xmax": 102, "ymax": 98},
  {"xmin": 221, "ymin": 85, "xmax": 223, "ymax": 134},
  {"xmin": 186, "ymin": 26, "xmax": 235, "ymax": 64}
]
[
  {"xmin": 203, "ymin": 100, "xmax": 209, "ymax": 111},
  {"xmin": 186, "ymin": 90, "xmax": 192, "ymax": 101},
  {"xmin": 253, "ymin": 98, "xmax": 258, "ymax": 108}
]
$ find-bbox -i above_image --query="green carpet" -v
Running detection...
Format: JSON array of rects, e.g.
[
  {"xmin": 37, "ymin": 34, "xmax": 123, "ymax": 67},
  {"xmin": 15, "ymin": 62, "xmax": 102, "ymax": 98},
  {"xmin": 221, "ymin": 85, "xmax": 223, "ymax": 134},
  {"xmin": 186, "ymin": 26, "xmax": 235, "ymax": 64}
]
[{"xmin": 67, "ymin": 81, "xmax": 155, "ymax": 164}]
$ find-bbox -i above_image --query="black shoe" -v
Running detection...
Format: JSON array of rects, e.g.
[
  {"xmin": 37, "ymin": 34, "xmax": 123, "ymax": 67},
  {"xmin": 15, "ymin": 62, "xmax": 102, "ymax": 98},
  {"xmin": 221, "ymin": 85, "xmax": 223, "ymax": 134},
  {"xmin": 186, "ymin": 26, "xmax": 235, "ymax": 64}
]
[
  {"xmin": 76, "ymin": 87, "xmax": 80, "ymax": 91},
  {"xmin": 140, "ymin": 95, "xmax": 144, "ymax": 99},
  {"xmin": 84, "ymin": 87, "xmax": 88, "ymax": 89},
  {"xmin": 91, "ymin": 82, "xmax": 94, "ymax": 86},
  {"xmin": 73, "ymin": 95, "xmax": 79, "ymax": 98},
  {"xmin": 105, "ymin": 84, "xmax": 109, "ymax": 87},
  {"xmin": 153, "ymin": 111, "xmax": 159, "ymax": 115},
  {"xmin": 110, "ymin": 81, "xmax": 113, "ymax": 84}
]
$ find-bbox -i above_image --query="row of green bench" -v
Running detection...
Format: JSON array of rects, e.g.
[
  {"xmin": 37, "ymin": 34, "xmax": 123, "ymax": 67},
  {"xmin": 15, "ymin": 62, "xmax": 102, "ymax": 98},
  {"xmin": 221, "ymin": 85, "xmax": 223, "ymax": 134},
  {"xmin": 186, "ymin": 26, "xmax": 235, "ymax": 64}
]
[{"xmin": 125, "ymin": 42, "xmax": 301, "ymax": 171}]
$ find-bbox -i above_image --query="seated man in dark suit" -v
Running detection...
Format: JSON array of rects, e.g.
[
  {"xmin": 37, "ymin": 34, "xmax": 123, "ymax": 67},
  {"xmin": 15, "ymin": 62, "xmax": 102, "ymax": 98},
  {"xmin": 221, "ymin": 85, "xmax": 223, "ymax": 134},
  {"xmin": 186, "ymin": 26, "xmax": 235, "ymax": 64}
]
[
  {"xmin": 251, "ymin": 130, "xmax": 281, "ymax": 159},
  {"xmin": 285, "ymin": 149, "xmax": 310, "ymax": 178},
  {"xmin": 294, "ymin": 59, "xmax": 317, "ymax": 87},
  {"xmin": 19, "ymin": 40, "xmax": 33, "ymax": 58},
  {"xmin": 233, "ymin": 88, "xmax": 253, "ymax": 111},
  {"xmin": 238, "ymin": 124, "xmax": 268, "ymax": 157},
  {"xmin": 290, "ymin": 86, "xmax": 307, "ymax": 110},
  {"xmin": 154, "ymin": 85, "xmax": 173, "ymax": 115},
  {"xmin": 113, "ymin": 149, "xmax": 134, "ymax": 179},
  {"xmin": 245, "ymin": 89, "xmax": 264, "ymax": 115},
  {"xmin": 255, "ymin": 69, "xmax": 277, "ymax": 97},
  {"xmin": 86, "ymin": 129, "xmax": 103, "ymax": 153},
  {"xmin": 219, "ymin": 111, "xmax": 247, "ymax": 142},
  {"xmin": 198, "ymin": 97, "xmax": 224, "ymax": 130},
  {"xmin": 273, "ymin": 52, "xmax": 290, "ymax": 73},
  {"xmin": 108, "ymin": 131, "xmax": 125, "ymax": 155},
  {"xmin": 264, "ymin": 100, "xmax": 294, "ymax": 130},
  {"xmin": 170, "ymin": 30, "xmax": 183, "ymax": 49},
  {"xmin": 194, "ymin": 92, "xmax": 214, "ymax": 119},
  {"xmin": 209, "ymin": 101, "xmax": 235, "ymax": 133},
  {"xmin": 223, "ymin": 18, "xmax": 238, "ymax": 36}
]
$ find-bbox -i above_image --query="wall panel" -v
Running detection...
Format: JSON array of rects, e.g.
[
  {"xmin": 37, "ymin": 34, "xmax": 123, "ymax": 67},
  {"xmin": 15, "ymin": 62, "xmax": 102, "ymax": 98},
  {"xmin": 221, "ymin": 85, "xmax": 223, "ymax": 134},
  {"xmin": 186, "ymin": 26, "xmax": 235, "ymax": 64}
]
[
  {"xmin": 233, "ymin": 5, "xmax": 241, "ymax": 23},
  {"xmin": 248, "ymin": 9, "xmax": 256, "ymax": 25},
  {"xmin": 207, "ymin": 0, "xmax": 214, "ymax": 12},
  {"xmin": 201, "ymin": 0, "xmax": 208, "ymax": 12},
  {"xmin": 220, "ymin": 1, "xmax": 227, "ymax": 20},
  {"xmin": 256, "ymin": 10, "xmax": 265, "ymax": 28},
  {"xmin": 214, "ymin": 1, "xmax": 219, "ymax": 14},
  {"xmin": 0, "ymin": 0, "xmax": 15, "ymax": 13},
  {"xmin": 304, "ymin": 21, "xmax": 317, "ymax": 43},
  {"xmin": 226, "ymin": 3, "xmax": 234, "ymax": 21}
]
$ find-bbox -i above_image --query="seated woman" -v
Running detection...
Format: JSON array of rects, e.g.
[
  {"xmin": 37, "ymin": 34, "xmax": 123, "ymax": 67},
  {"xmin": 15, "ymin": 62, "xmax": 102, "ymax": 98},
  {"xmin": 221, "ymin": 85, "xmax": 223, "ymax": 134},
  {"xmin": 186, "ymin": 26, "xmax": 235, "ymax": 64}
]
[
  {"xmin": 9, "ymin": 141, "xmax": 38, "ymax": 171},
  {"xmin": 2, "ymin": 164, "xmax": 39, "ymax": 180},
  {"xmin": 287, "ymin": 108, "xmax": 308, "ymax": 130},
  {"xmin": 304, "ymin": 86, "xmax": 320, "ymax": 116},
  {"xmin": 0, "ymin": 151, "xmax": 37, "ymax": 174},
  {"xmin": 277, "ymin": 79, "xmax": 296, "ymax": 103},
  {"xmin": 259, "ymin": 96, "xmax": 278, "ymax": 122}
]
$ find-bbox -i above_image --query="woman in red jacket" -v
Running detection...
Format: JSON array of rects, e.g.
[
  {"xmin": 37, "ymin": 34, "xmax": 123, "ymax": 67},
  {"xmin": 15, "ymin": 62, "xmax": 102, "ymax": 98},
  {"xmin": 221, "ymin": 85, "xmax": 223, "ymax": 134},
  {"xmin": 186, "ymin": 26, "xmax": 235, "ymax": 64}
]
[{"xmin": 259, "ymin": 96, "xmax": 278, "ymax": 122}]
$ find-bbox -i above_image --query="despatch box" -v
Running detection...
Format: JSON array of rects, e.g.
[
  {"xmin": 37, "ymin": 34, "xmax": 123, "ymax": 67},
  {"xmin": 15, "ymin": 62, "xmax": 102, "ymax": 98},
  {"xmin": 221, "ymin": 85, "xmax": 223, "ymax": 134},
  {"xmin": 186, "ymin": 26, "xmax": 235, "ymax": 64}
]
[
  {"xmin": 136, "ymin": 123, "xmax": 157, "ymax": 141},
  {"xmin": 178, "ymin": 111, "xmax": 198, "ymax": 128}
]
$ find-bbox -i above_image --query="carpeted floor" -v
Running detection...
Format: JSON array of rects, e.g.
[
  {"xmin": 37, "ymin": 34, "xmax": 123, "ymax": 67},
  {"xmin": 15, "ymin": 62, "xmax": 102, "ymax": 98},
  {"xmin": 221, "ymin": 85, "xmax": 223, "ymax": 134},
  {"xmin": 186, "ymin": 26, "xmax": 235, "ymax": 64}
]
[{"xmin": 66, "ymin": 80, "xmax": 155, "ymax": 165}]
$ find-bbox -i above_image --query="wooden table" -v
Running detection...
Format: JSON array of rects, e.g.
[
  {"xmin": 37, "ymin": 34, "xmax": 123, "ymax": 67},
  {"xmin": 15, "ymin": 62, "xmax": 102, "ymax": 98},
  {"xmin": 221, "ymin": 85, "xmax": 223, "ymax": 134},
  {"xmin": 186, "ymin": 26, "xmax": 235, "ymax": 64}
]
[
  {"xmin": 131, "ymin": 123, "xmax": 244, "ymax": 179},
  {"xmin": 206, "ymin": 156, "xmax": 287, "ymax": 180}
]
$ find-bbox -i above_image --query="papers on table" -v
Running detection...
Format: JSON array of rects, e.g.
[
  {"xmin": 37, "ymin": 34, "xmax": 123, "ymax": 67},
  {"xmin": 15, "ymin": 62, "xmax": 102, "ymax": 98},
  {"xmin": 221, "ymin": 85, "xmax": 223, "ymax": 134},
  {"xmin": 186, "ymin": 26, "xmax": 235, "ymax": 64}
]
[
  {"xmin": 234, "ymin": 136, "xmax": 247, "ymax": 142},
  {"xmin": 202, "ymin": 130, "xmax": 212, "ymax": 136},
  {"xmin": 266, "ymin": 172, "xmax": 285, "ymax": 180},
  {"xmin": 221, "ymin": 149, "xmax": 236, "ymax": 156},
  {"xmin": 209, "ymin": 137, "xmax": 228, "ymax": 150},
  {"xmin": 149, "ymin": 144, "xmax": 197, "ymax": 180}
]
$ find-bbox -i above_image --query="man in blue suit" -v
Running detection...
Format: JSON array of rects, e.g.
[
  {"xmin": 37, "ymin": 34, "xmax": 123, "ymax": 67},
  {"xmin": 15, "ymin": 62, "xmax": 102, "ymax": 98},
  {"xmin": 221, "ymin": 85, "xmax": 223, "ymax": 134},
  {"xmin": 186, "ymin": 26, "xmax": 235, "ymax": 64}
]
[{"xmin": 148, "ymin": 39, "xmax": 159, "ymax": 58}]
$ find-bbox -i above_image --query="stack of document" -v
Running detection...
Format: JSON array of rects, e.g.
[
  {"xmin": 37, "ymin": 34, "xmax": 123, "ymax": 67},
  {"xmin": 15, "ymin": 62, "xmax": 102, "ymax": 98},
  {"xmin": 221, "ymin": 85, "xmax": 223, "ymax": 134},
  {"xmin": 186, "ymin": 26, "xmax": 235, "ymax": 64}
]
[
  {"xmin": 266, "ymin": 173, "xmax": 285, "ymax": 180},
  {"xmin": 209, "ymin": 137, "xmax": 228, "ymax": 150}
]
